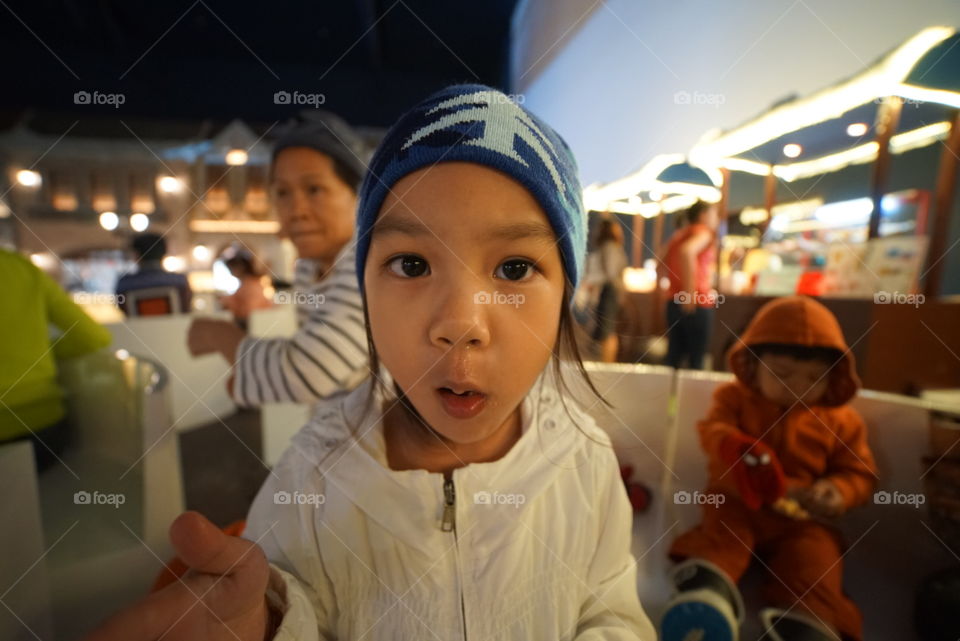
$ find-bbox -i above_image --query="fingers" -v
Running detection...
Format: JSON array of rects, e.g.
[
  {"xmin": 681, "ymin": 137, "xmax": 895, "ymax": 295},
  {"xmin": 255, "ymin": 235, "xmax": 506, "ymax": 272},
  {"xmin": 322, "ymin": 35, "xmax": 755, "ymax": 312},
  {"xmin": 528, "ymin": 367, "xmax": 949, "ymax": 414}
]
[
  {"xmin": 85, "ymin": 573, "xmax": 269, "ymax": 641},
  {"xmin": 84, "ymin": 514, "xmax": 270, "ymax": 641},
  {"xmin": 84, "ymin": 577, "xmax": 213, "ymax": 641},
  {"xmin": 169, "ymin": 511, "xmax": 232, "ymax": 574},
  {"xmin": 169, "ymin": 510, "xmax": 268, "ymax": 579},
  {"xmin": 169, "ymin": 512, "xmax": 271, "ymax": 621},
  {"xmin": 186, "ymin": 320, "xmax": 206, "ymax": 355},
  {"xmin": 187, "ymin": 319, "xmax": 218, "ymax": 356}
]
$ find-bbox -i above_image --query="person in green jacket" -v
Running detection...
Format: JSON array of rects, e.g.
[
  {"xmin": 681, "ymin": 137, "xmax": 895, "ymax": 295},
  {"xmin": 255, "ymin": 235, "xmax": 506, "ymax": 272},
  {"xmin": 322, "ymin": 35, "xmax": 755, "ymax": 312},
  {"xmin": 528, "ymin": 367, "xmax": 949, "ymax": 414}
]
[{"xmin": 0, "ymin": 249, "xmax": 112, "ymax": 471}]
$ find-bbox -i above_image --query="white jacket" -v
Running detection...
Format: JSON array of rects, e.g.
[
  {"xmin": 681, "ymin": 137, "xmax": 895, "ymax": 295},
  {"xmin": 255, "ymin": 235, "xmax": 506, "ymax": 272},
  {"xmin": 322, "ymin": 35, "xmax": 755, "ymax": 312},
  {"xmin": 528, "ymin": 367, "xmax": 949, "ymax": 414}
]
[{"xmin": 244, "ymin": 372, "xmax": 656, "ymax": 640}]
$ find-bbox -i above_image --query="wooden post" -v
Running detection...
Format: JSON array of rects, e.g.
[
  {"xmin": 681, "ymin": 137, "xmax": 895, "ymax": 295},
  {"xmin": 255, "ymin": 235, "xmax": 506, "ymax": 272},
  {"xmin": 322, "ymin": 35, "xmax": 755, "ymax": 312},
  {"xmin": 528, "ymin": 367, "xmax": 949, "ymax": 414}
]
[
  {"xmin": 631, "ymin": 212, "xmax": 645, "ymax": 268},
  {"xmin": 714, "ymin": 168, "xmax": 731, "ymax": 280},
  {"xmin": 756, "ymin": 166, "xmax": 776, "ymax": 237},
  {"xmin": 651, "ymin": 198, "xmax": 667, "ymax": 335},
  {"xmin": 923, "ymin": 110, "xmax": 960, "ymax": 298},
  {"xmin": 869, "ymin": 96, "xmax": 903, "ymax": 239},
  {"xmin": 718, "ymin": 168, "xmax": 731, "ymax": 221},
  {"xmin": 652, "ymin": 208, "xmax": 665, "ymax": 258}
]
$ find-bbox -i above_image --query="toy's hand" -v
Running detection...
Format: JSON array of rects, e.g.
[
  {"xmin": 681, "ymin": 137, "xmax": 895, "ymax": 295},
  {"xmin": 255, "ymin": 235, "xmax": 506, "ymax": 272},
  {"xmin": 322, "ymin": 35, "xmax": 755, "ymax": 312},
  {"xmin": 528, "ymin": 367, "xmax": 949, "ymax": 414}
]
[
  {"xmin": 719, "ymin": 432, "xmax": 786, "ymax": 510},
  {"xmin": 84, "ymin": 512, "xmax": 274, "ymax": 641},
  {"xmin": 796, "ymin": 479, "xmax": 845, "ymax": 518}
]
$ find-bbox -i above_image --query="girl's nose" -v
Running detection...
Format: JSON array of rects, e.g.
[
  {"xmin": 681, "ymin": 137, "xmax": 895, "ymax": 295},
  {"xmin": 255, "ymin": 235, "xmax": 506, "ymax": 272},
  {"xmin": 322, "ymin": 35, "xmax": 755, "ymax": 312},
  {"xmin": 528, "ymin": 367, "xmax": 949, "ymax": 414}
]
[{"xmin": 429, "ymin": 287, "xmax": 491, "ymax": 350}]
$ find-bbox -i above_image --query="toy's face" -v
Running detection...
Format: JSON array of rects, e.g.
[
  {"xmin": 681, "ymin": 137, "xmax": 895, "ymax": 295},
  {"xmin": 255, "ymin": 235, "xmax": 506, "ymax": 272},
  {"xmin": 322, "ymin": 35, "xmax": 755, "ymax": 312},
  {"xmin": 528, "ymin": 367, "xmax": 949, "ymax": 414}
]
[{"xmin": 755, "ymin": 353, "xmax": 832, "ymax": 407}]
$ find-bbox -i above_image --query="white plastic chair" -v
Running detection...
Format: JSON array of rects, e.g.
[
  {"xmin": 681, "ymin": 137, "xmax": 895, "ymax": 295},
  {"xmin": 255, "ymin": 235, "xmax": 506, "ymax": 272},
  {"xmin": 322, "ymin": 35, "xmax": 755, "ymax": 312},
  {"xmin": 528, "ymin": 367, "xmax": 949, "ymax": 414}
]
[
  {"xmin": 841, "ymin": 391, "xmax": 954, "ymax": 640},
  {"xmin": 569, "ymin": 362, "xmax": 676, "ymax": 609},
  {"xmin": 106, "ymin": 315, "xmax": 236, "ymax": 432},
  {"xmin": 669, "ymin": 369, "xmax": 957, "ymax": 638},
  {"xmin": 0, "ymin": 440, "xmax": 54, "ymax": 641},
  {"xmin": 123, "ymin": 286, "xmax": 182, "ymax": 316},
  {"xmin": 670, "ymin": 370, "xmax": 734, "ymax": 532},
  {"xmin": 37, "ymin": 350, "xmax": 184, "ymax": 638}
]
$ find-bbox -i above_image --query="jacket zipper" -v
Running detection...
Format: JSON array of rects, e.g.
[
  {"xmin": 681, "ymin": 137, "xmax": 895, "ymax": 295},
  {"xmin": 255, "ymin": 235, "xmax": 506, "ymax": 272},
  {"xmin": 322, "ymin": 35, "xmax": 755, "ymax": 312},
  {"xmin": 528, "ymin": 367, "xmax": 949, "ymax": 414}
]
[
  {"xmin": 442, "ymin": 477, "xmax": 468, "ymax": 641},
  {"xmin": 441, "ymin": 477, "xmax": 456, "ymax": 532}
]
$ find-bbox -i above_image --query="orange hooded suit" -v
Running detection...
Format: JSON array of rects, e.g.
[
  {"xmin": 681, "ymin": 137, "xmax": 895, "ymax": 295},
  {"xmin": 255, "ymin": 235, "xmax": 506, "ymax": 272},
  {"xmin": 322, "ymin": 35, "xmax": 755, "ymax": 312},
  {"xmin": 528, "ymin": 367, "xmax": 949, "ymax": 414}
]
[{"xmin": 669, "ymin": 296, "xmax": 878, "ymax": 641}]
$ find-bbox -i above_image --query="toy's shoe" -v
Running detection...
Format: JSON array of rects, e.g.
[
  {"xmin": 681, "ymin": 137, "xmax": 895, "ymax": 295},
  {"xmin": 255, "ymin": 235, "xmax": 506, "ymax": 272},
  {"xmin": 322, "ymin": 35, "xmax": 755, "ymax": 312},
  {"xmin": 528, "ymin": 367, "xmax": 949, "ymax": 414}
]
[
  {"xmin": 661, "ymin": 559, "xmax": 744, "ymax": 641},
  {"xmin": 759, "ymin": 608, "xmax": 838, "ymax": 641}
]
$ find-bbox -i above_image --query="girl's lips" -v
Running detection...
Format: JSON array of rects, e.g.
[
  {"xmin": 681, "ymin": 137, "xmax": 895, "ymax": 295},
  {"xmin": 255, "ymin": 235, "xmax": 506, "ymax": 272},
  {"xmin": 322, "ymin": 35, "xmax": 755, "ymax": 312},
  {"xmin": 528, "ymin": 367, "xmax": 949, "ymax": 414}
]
[{"xmin": 436, "ymin": 388, "xmax": 487, "ymax": 419}]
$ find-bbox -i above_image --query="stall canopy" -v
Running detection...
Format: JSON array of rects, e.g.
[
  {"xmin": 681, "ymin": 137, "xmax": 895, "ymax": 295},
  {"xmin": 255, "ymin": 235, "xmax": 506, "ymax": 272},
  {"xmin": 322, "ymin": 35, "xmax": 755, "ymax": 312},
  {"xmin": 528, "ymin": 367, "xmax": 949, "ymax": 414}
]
[
  {"xmin": 688, "ymin": 26, "xmax": 960, "ymax": 182},
  {"xmin": 584, "ymin": 153, "xmax": 722, "ymax": 217}
]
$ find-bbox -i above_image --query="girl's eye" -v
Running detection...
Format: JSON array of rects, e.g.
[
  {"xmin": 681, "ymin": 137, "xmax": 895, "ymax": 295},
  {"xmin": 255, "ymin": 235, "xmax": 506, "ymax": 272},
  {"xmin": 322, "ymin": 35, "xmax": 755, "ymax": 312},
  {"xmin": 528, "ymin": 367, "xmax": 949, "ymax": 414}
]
[
  {"xmin": 307, "ymin": 185, "xmax": 325, "ymax": 196},
  {"xmin": 495, "ymin": 259, "xmax": 535, "ymax": 282},
  {"xmin": 274, "ymin": 188, "xmax": 289, "ymax": 199},
  {"xmin": 387, "ymin": 255, "xmax": 430, "ymax": 278}
]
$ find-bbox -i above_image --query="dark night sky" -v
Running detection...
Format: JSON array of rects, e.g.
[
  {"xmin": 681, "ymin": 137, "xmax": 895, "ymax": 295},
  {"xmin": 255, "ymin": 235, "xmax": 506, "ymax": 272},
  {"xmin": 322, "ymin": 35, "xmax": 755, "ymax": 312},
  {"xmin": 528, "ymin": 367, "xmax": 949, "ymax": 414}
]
[{"xmin": 1, "ymin": 0, "xmax": 518, "ymax": 132}]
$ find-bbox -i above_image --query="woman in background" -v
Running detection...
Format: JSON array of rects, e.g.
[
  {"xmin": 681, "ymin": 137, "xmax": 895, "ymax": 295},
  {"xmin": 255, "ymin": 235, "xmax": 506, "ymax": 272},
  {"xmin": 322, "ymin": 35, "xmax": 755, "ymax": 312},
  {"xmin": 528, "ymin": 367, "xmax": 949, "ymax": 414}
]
[
  {"xmin": 590, "ymin": 218, "xmax": 628, "ymax": 362},
  {"xmin": 187, "ymin": 112, "xmax": 370, "ymax": 406},
  {"xmin": 660, "ymin": 200, "xmax": 719, "ymax": 370}
]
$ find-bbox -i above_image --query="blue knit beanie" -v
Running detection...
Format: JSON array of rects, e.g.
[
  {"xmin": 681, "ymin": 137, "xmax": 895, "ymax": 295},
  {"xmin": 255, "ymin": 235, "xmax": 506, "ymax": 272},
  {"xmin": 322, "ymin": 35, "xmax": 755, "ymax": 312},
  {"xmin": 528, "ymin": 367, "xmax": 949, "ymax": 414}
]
[
  {"xmin": 272, "ymin": 110, "xmax": 369, "ymax": 189},
  {"xmin": 354, "ymin": 84, "xmax": 586, "ymax": 293}
]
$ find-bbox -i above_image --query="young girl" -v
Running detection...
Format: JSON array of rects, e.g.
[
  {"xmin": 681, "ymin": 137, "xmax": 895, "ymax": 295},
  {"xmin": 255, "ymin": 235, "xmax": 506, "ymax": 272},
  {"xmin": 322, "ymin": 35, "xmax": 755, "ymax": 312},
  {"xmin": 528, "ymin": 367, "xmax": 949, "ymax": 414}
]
[{"xmin": 87, "ymin": 85, "xmax": 655, "ymax": 641}]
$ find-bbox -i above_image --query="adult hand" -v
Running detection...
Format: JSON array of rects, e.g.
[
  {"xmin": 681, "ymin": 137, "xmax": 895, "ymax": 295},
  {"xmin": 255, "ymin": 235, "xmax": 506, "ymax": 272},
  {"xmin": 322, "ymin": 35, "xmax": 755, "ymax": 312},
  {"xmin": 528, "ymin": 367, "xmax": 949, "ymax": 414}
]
[
  {"xmin": 188, "ymin": 318, "xmax": 245, "ymax": 363},
  {"xmin": 84, "ymin": 512, "xmax": 274, "ymax": 641}
]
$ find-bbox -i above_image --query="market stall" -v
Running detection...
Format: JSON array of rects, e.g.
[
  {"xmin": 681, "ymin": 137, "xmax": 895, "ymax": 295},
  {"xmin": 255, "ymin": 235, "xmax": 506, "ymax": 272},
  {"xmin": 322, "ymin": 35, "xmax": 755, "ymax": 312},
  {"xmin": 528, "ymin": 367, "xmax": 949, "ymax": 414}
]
[
  {"xmin": 586, "ymin": 26, "xmax": 960, "ymax": 387},
  {"xmin": 583, "ymin": 154, "xmax": 722, "ymax": 359}
]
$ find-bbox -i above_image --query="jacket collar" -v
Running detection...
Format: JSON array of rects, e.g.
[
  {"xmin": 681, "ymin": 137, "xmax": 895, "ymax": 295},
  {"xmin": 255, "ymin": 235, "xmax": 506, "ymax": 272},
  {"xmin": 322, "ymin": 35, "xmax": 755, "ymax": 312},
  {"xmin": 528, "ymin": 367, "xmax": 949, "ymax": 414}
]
[{"xmin": 291, "ymin": 368, "xmax": 585, "ymax": 553}]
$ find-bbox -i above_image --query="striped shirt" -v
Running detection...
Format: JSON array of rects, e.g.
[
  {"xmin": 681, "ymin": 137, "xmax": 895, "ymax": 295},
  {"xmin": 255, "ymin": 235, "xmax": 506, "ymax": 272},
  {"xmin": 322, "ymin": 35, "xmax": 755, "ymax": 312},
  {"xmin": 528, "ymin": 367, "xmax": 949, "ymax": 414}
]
[{"xmin": 233, "ymin": 239, "xmax": 369, "ymax": 407}]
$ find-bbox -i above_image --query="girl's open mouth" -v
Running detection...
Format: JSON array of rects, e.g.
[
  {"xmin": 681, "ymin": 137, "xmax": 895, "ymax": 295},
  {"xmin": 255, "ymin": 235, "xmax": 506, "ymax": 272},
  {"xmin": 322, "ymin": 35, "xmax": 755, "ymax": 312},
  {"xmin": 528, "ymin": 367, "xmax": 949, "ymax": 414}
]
[{"xmin": 437, "ymin": 387, "xmax": 488, "ymax": 419}]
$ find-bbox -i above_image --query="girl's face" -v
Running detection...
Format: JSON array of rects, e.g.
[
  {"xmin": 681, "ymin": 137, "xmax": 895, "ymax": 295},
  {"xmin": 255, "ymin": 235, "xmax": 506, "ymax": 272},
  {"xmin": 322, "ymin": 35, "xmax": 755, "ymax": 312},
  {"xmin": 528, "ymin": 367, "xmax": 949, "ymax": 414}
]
[
  {"xmin": 365, "ymin": 162, "xmax": 566, "ymax": 447},
  {"xmin": 272, "ymin": 147, "xmax": 357, "ymax": 263}
]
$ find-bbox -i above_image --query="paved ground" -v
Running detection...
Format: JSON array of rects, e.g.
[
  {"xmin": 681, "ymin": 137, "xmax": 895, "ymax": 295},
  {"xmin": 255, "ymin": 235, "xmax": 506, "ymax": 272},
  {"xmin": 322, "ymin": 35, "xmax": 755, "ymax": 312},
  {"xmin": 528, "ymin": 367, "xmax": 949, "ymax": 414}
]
[{"xmin": 179, "ymin": 408, "xmax": 271, "ymax": 528}]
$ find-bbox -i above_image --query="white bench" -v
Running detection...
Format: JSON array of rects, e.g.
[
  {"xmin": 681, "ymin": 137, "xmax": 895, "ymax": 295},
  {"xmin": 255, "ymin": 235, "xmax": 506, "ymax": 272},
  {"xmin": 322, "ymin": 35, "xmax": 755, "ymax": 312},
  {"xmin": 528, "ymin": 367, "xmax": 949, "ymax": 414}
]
[{"xmin": 584, "ymin": 364, "xmax": 956, "ymax": 637}]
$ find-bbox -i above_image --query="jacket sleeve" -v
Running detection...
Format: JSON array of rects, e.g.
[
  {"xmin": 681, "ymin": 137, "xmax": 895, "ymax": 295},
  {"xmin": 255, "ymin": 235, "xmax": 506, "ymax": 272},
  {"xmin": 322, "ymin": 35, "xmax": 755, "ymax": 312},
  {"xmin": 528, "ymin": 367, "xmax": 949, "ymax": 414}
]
[
  {"xmin": 244, "ymin": 449, "xmax": 338, "ymax": 640},
  {"xmin": 574, "ymin": 442, "xmax": 657, "ymax": 640},
  {"xmin": 40, "ymin": 266, "xmax": 112, "ymax": 359},
  {"xmin": 823, "ymin": 407, "xmax": 878, "ymax": 509},
  {"xmin": 231, "ymin": 240, "xmax": 369, "ymax": 408},
  {"xmin": 232, "ymin": 297, "xmax": 368, "ymax": 408},
  {"xmin": 697, "ymin": 383, "xmax": 746, "ymax": 463}
]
